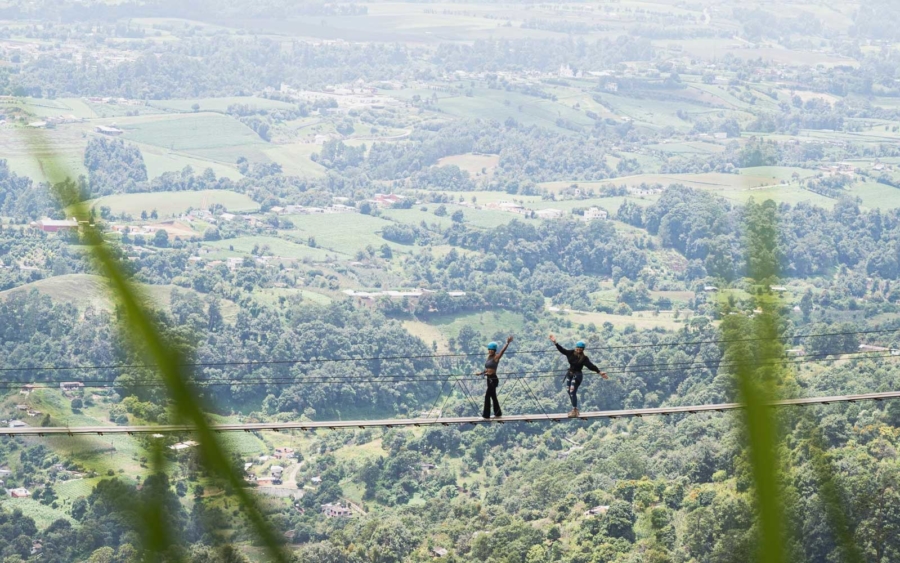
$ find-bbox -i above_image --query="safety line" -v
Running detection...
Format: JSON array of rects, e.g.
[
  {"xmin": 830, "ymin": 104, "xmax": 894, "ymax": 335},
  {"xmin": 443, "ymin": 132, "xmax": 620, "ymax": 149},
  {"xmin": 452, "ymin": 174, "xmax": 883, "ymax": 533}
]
[
  {"xmin": 1, "ymin": 327, "xmax": 895, "ymax": 373},
  {"xmin": 0, "ymin": 351, "xmax": 894, "ymax": 389}
]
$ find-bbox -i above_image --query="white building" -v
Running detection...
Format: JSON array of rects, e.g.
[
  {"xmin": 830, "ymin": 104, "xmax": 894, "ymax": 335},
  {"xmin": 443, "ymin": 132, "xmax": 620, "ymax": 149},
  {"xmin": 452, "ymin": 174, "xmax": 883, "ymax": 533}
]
[
  {"xmin": 583, "ymin": 207, "xmax": 608, "ymax": 221},
  {"xmin": 489, "ymin": 201, "xmax": 527, "ymax": 215},
  {"xmin": 584, "ymin": 505, "xmax": 610, "ymax": 517},
  {"xmin": 321, "ymin": 503, "xmax": 352, "ymax": 518},
  {"xmin": 534, "ymin": 208, "xmax": 565, "ymax": 220}
]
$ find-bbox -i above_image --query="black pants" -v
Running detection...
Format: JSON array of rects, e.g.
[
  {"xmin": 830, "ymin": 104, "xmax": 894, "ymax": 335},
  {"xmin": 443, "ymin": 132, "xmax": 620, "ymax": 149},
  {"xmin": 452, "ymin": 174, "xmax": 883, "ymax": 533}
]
[
  {"xmin": 483, "ymin": 377, "xmax": 501, "ymax": 417},
  {"xmin": 566, "ymin": 372, "xmax": 583, "ymax": 408}
]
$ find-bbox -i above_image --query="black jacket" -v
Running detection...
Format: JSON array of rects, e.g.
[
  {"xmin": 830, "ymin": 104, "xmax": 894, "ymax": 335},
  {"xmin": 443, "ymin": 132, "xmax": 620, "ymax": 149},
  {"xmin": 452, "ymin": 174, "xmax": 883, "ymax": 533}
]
[{"xmin": 554, "ymin": 343, "xmax": 601, "ymax": 374}]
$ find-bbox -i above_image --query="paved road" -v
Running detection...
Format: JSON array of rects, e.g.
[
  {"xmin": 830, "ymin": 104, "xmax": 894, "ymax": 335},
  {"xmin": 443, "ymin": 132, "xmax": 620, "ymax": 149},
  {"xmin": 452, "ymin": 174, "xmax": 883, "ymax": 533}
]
[{"xmin": 4, "ymin": 390, "xmax": 899, "ymax": 436}]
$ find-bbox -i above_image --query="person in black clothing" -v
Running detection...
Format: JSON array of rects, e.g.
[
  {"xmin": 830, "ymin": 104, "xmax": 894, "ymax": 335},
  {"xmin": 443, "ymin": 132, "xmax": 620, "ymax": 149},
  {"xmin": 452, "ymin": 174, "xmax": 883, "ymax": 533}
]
[
  {"xmin": 476, "ymin": 336, "xmax": 513, "ymax": 419},
  {"xmin": 549, "ymin": 334, "xmax": 608, "ymax": 417}
]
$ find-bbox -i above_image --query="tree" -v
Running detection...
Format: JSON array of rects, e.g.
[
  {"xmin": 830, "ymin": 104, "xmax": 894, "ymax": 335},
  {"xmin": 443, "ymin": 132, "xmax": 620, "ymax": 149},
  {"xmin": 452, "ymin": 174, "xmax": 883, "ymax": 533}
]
[
  {"xmin": 72, "ymin": 497, "xmax": 88, "ymax": 520},
  {"xmin": 451, "ymin": 210, "xmax": 465, "ymax": 223},
  {"xmin": 153, "ymin": 229, "xmax": 169, "ymax": 247},
  {"xmin": 191, "ymin": 103, "xmax": 200, "ymax": 112},
  {"xmin": 434, "ymin": 205, "xmax": 447, "ymax": 217},
  {"xmin": 604, "ymin": 500, "xmax": 636, "ymax": 541},
  {"xmin": 800, "ymin": 290, "xmax": 813, "ymax": 321},
  {"xmin": 208, "ymin": 301, "xmax": 224, "ymax": 331},
  {"xmin": 87, "ymin": 547, "xmax": 115, "ymax": 563}
]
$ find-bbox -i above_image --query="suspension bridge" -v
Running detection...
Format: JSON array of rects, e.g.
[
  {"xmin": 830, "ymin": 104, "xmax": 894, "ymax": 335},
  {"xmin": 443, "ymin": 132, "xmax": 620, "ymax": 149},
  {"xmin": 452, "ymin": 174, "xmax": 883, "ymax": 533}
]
[{"xmin": 6, "ymin": 390, "xmax": 900, "ymax": 436}]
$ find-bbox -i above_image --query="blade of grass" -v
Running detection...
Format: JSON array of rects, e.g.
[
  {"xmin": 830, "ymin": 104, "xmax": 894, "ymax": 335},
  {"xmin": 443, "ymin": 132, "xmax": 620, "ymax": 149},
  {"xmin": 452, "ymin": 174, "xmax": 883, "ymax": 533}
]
[
  {"xmin": 723, "ymin": 198, "xmax": 865, "ymax": 563},
  {"xmin": 20, "ymin": 125, "xmax": 290, "ymax": 563}
]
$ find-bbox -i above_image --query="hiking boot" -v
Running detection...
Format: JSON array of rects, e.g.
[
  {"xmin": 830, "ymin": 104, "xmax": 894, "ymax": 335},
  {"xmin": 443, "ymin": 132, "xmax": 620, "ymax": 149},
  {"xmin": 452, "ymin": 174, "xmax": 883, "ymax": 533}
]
[
  {"xmin": 573, "ymin": 408, "xmax": 580, "ymax": 418},
  {"xmin": 567, "ymin": 408, "xmax": 577, "ymax": 418}
]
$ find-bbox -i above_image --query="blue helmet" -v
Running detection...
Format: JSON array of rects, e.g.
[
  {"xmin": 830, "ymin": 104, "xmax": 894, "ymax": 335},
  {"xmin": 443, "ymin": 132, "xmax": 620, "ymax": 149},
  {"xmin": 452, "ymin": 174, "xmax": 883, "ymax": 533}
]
[
  {"xmin": 575, "ymin": 341, "xmax": 586, "ymax": 349},
  {"xmin": 487, "ymin": 342, "xmax": 499, "ymax": 351}
]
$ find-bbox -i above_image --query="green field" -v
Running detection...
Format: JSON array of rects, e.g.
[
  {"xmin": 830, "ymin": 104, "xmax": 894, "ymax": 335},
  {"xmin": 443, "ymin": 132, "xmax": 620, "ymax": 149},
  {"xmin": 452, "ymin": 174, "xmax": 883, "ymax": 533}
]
[
  {"xmin": 119, "ymin": 113, "xmax": 270, "ymax": 163},
  {"xmin": 0, "ymin": 125, "xmax": 89, "ymax": 184},
  {"xmin": 87, "ymin": 189, "xmax": 259, "ymax": 218},
  {"xmin": 147, "ymin": 96, "xmax": 298, "ymax": 114},
  {"xmin": 332, "ymin": 438, "xmax": 385, "ymax": 463},
  {"xmin": 714, "ymin": 185, "xmax": 837, "ymax": 207},
  {"xmin": 645, "ymin": 141, "xmax": 726, "ymax": 155},
  {"xmin": 854, "ymin": 181, "xmax": 900, "ymax": 210},
  {"xmin": 527, "ymin": 196, "xmax": 658, "ymax": 213},
  {"xmin": 436, "ymin": 153, "xmax": 499, "ymax": 176},
  {"xmin": 431, "ymin": 191, "xmax": 542, "ymax": 206},
  {"xmin": 4, "ymin": 498, "xmax": 75, "ymax": 529},
  {"xmin": 537, "ymin": 168, "xmax": 832, "ymax": 207},
  {"xmin": 262, "ymin": 142, "xmax": 328, "ymax": 177},
  {"xmin": 443, "ymin": 204, "xmax": 524, "ymax": 229},
  {"xmin": 550, "ymin": 308, "xmax": 684, "ymax": 332},
  {"xmin": 203, "ymin": 235, "xmax": 337, "ymax": 261},
  {"xmin": 0, "ymin": 274, "xmax": 240, "ymax": 321},
  {"xmin": 252, "ymin": 287, "xmax": 334, "ymax": 307},
  {"xmin": 138, "ymin": 143, "xmax": 245, "ymax": 180},
  {"xmin": 404, "ymin": 310, "xmax": 527, "ymax": 351},
  {"xmin": 21, "ymin": 97, "xmax": 98, "ymax": 119},
  {"xmin": 282, "ymin": 213, "xmax": 402, "ymax": 256},
  {"xmin": 435, "ymin": 88, "xmax": 594, "ymax": 132},
  {"xmin": 379, "ymin": 207, "xmax": 457, "ymax": 230},
  {"xmin": 591, "ymin": 91, "xmax": 700, "ymax": 130}
]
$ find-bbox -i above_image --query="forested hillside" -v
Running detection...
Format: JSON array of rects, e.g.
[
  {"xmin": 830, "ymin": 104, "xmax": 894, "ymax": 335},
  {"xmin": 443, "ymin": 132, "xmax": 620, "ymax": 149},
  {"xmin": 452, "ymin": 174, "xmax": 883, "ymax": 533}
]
[{"xmin": 4, "ymin": 0, "xmax": 900, "ymax": 561}]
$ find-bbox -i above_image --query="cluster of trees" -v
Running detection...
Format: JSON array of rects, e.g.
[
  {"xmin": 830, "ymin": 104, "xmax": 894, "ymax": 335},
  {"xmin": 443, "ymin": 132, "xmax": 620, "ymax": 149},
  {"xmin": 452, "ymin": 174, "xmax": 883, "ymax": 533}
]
[
  {"xmin": 611, "ymin": 185, "xmax": 900, "ymax": 282},
  {"xmin": 312, "ymin": 140, "xmax": 366, "ymax": 171},
  {"xmin": 0, "ymin": 289, "xmax": 441, "ymax": 417},
  {"xmin": 365, "ymin": 120, "xmax": 618, "ymax": 184},
  {"xmin": 0, "ymin": 160, "xmax": 53, "ymax": 218},
  {"xmin": 84, "ymin": 137, "xmax": 148, "ymax": 195},
  {"xmin": 6, "ymin": 36, "xmax": 419, "ymax": 98},
  {"xmin": 432, "ymin": 36, "xmax": 654, "ymax": 73}
]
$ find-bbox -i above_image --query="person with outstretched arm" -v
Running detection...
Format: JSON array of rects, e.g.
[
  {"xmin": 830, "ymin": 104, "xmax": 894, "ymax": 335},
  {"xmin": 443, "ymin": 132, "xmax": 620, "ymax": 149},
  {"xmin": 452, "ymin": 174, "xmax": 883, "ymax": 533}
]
[
  {"xmin": 549, "ymin": 334, "xmax": 608, "ymax": 417},
  {"xmin": 476, "ymin": 336, "xmax": 514, "ymax": 419}
]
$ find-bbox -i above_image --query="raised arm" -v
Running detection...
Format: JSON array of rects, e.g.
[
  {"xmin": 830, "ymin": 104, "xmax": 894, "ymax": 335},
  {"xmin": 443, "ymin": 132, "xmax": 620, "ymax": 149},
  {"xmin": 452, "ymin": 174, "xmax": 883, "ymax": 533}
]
[
  {"xmin": 495, "ymin": 336, "xmax": 514, "ymax": 361},
  {"xmin": 549, "ymin": 334, "xmax": 570, "ymax": 355}
]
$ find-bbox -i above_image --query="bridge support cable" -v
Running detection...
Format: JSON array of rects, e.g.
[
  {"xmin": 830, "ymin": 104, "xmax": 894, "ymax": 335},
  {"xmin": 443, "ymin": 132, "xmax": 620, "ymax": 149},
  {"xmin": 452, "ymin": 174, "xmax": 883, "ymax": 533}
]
[
  {"xmin": 7, "ymin": 390, "xmax": 900, "ymax": 436},
  {"xmin": 458, "ymin": 377, "xmax": 483, "ymax": 415},
  {"xmin": 521, "ymin": 377, "xmax": 553, "ymax": 421},
  {"xmin": 436, "ymin": 380, "xmax": 458, "ymax": 419},
  {"xmin": 426, "ymin": 377, "xmax": 450, "ymax": 421}
]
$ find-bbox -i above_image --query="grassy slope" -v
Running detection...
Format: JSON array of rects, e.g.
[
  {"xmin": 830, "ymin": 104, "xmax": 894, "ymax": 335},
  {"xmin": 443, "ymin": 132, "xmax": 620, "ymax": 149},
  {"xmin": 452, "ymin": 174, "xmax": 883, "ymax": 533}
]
[
  {"xmin": 119, "ymin": 113, "xmax": 271, "ymax": 164},
  {"xmin": 404, "ymin": 310, "xmax": 527, "ymax": 351},
  {"xmin": 87, "ymin": 189, "xmax": 259, "ymax": 218},
  {"xmin": 202, "ymin": 235, "xmax": 336, "ymax": 261},
  {"xmin": 0, "ymin": 274, "xmax": 240, "ymax": 322},
  {"xmin": 281, "ymin": 213, "xmax": 401, "ymax": 256}
]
